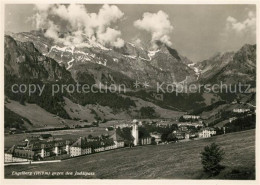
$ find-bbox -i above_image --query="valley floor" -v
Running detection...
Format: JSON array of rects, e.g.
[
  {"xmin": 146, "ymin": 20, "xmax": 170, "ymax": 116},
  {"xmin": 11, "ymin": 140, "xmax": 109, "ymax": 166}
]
[{"xmin": 5, "ymin": 129, "xmax": 255, "ymax": 179}]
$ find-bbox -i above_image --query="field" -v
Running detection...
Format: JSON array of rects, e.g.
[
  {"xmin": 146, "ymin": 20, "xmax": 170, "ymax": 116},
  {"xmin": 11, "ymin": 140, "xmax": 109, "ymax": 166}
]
[
  {"xmin": 4, "ymin": 127, "xmax": 115, "ymax": 149},
  {"xmin": 5, "ymin": 96, "xmax": 184, "ymax": 132},
  {"xmin": 5, "ymin": 99, "xmax": 85, "ymax": 129},
  {"xmin": 5, "ymin": 129, "xmax": 255, "ymax": 179}
]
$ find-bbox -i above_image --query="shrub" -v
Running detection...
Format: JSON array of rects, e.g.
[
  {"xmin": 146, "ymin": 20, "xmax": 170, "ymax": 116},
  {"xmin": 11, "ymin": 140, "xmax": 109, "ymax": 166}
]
[
  {"xmin": 139, "ymin": 106, "xmax": 157, "ymax": 118},
  {"xmin": 200, "ymin": 143, "xmax": 225, "ymax": 176}
]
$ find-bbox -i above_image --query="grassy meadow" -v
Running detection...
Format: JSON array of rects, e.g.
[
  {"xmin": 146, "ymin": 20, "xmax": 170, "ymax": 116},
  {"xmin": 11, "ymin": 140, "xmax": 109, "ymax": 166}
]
[{"xmin": 5, "ymin": 129, "xmax": 255, "ymax": 179}]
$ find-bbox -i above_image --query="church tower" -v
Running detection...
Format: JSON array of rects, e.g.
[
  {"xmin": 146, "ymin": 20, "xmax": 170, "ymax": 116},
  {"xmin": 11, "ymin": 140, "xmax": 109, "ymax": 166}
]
[{"xmin": 132, "ymin": 120, "xmax": 139, "ymax": 146}]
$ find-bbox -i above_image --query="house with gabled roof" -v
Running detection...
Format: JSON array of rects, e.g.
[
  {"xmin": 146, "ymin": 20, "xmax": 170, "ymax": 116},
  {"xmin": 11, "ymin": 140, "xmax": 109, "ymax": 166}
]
[
  {"xmin": 110, "ymin": 132, "xmax": 124, "ymax": 148},
  {"xmin": 103, "ymin": 138, "xmax": 117, "ymax": 150},
  {"xmin": 198, "ymin": 127, "xmax": 216, "ymax": 138},
  {"xmin": 70, "ymin": 137, "xmax": 92, "ymax": 157},
  {"xmin": 39, "ymin": 134, "xmax": 53, "ymax": 141},
  {"xmin": 21, "ymin": 138, "xmax": 70, "ymax": 158},
  {"xmin": 5, "ymin": 145, "xmax": 35, "ymax": 163},
  {"xmin": 150, "ymin": 132, "xmax": 162, "ymax": 144}
]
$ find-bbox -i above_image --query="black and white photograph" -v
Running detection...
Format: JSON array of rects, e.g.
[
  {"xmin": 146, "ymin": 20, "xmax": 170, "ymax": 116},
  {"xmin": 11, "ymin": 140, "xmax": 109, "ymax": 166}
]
[{"xmin": 1, "ymin": 0, "xmax": 259, "ymax": 183}]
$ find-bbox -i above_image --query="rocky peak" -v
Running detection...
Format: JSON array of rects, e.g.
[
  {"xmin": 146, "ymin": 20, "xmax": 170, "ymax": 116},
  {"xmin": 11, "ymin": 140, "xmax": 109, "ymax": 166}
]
[
  {"xmin": 4, "ymin": 35, "xmax": 18, "ymax": 48},
  {"xmin": 4, "ymin": 35, "xmax": 73, "ymax": 82}
]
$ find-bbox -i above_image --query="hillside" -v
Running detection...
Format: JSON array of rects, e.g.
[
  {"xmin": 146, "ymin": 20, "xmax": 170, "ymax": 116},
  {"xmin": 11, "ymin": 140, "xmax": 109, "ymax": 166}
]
[
  {"xmin": 196, "ymin": 44, "xmax": 256, "ymax": 85},
  {"xmin": 4, "ymin": 33, "xmax": 256, "ymax": 133},
  {"xmin": 8, "ymin": 30, "xmax": 197, "ymax": 86},
  {"xmin": 4, "ymin": 99, "xmax": 84, "ymax": 130},
  {"xmin": 4, "ymin": 95, "xmax": 184, "ymax": 131},
  {"xmin": 5, "ymin": 35, "xmax": 184, "ymax": 130},
  {"xmin": 5, "ymin": 129, "xmax": 255, "ymax": 179}
]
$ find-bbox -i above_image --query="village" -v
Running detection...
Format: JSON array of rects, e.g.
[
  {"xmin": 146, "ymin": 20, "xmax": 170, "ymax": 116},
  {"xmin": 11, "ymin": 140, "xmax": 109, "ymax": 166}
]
[{"xmin": 4, "ymin": 105, "xmax": 254, "ymax": 164}]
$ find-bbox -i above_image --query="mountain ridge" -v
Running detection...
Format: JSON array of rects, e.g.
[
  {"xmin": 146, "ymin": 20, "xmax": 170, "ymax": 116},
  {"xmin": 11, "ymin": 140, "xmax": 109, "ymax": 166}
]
[
  {"xmin": 4, "ymin": 31, "xmax": 256, "ymax": 132},
  {"xmin": 195, "ymin": 44, "xmax": 256, "ymax": 85},
  {"xmin": 7, "ymin": 30, "xmax": 198, "ymax": 86}
]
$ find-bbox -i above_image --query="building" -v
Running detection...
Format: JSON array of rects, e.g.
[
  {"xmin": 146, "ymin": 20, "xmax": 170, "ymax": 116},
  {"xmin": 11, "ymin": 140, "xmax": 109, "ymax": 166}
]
[
  {"xmin": 173, "ymin": 130, "xmax": 185, "ymax": 140},
  {"xmin": 105, "ymin": 127, "xmax": 114, "ymax": 131},
  {"xmin": 150, "ymin": 132, "xmax": 162, "ymax": 144},
  {"xmin": 24, "ymin": 136, "xmax": 39, "ymax": 143},
  {"xmin": 191, "ymin": 122, "xmax": 204, "ymax": 128},
  {"xmin": 103, "ymin": 138, "xmax": 117, "ymax": 150},
  {"xmin": 110, "ymin": 133, "xmax": 124, "ymax": 148},
  {"xmin": 114, "ymin": 120, "xmax": 151, "ymax": 146},
  {"xmin": 233, "ymin": 108, "xmax": 250, "ymax": 113},
  {"xmin": 70, "ymin": 138, "xmax": 117, "ymax": 154},
  {"xmin": 177, "ymin": 122, "xmax": 192, "ymax": 127},
  {"xmin": 5, "ymin": 145, "xmax": 35, "ymax": 163},
  {"xmin": 39, "ymin": 141, "xmax": 66, "ymax": 158},
  {"xmin": 21, "ymin": 138, "xmax": 68, "ymax": 159},
  {"xmin": 70, "ymin": 137, "xmax": 92, "ymax": 157},
  {"xmin": 183, "ymin": 115, "xmax": 200, "ymax": 120},
  {"xmin": 23, "ymin": 134, "xmax": 69, "ymax": 158},
  {"xmin": 89, "ymin": 140, "xmax": 108, "ymax": 153},
  {"xmin": 184, "ymin": 132, "xmax": 190, "ymax": 139},
  {"xmin": 139, "ymin": 137, "xmax": 151, "ymax": 145},
  {"xmin": 94, "ymin": 147, "xmax": 105, "ymax": 153},
  {"xmin": 114, "ymin": 123, "xmax": 130, "ymax": 129},
  {"xmin": 198, "ymin": 128, "xmax": 216, "ymax": 138},
  {"xmin": 189, "ymin": 131, "xmax": 197, "ymax": 138},
  {"xmin": 179, "ymin": 125, "xmax": 188, "ymax": 132},
  {"xmin": 65, "ymin": 140, "xmax": 71, "ymax": 155},
  {"xmin": 131, "ymin": 122, "xmax": 139, "ymax": 146},
  {"xmin": 231, "ymin": 99, "xmax": 238, "ymax": 104},
  {"xmin": 39, "ymin": 134, "xmax": 54, "ymax": 141},
  {"xmin": 9, "ymin": 128, "xmax": 17, "ymax": 134}
]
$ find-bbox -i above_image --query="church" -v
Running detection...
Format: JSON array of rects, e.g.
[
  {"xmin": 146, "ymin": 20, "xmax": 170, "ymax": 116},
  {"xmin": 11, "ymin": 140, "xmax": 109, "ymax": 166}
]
[{"xmin": 131, "ymin": 119, "xmax": 151, "ymax": 146}]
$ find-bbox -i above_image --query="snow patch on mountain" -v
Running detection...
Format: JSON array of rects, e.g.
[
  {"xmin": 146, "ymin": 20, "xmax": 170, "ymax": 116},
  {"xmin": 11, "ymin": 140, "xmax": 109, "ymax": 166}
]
[
  {"xmin": 49, "ymin": 45, "xmax": 76, "ymax": 55},
  {"xmin": 85, "ymin": 37, "xmax": 111, "ymax": 51},
  {"xmin": 123, "ymin": 55, "xmax": 137, "ymax": 59},
  {"xmin": 148, "ymin": 50, "xmax": 160, "ymax": 60},
  {"xmin": 97, "ymin": 59, "xmax": 107, "ymax": 66},
  {"xmin": 188, "ymin": 63, "xmax": 201, "ymax": 79},
  {"xmin": 76, "ymin": 55, "xmax": 91, "ymax": 61},
  {"xmin": 67, "ymin": 58, "xmax": 75, "ymax": 70},
  {"xmin": 75, "ymin": 50, "xmax": 89, "ymax": 55},
  {"xmin": 113, "ymin": 58, "xmax": 119, "ymax": 62},
  {"xmin": 49, "ymin": 46, "xmax": 67, "ymax": 53},
  {"xmin": 139, "ymin": 56, "xmax": 150, "ymax": 61}
]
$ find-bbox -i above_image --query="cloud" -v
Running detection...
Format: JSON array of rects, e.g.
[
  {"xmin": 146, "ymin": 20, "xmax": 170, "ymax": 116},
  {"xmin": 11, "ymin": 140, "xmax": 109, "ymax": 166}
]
[
  {"xmin": 44, "ymin": 20, "xmax": 60, "ymax": 40},
  {"xmin": 98, "ymin": 28, "xmax": 124, "ymax": 47},
  {"xmin": 132, "ymin": 38, "xmax": 142, "ymax": 46},
  {"xmin": 95, "ymin": 4, "xmax": 124, "ymax": 32},
  {"xmin": 33, "ymin": 4, "xmax": 125, "ymax": 48},
  {"xmin": 226, "ymin": 11, "xmax": 256, "ymax": 34},
  {"xmin": 134, "ymin": 10, "xmax": 173, "ymax": 47},
  {"xmin": 30, "ymin": 4, "xmax": 53, "ymax": 29},
  {"xmin": 28, "ymin": 11, "xmax": 48, "ymax": 29},
  {"xmin": 51, "ymin": 4, "xmax": 90, "ymax": 31}
]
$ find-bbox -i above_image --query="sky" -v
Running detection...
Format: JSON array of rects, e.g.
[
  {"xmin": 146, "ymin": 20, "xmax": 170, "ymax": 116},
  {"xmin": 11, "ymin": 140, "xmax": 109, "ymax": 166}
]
[{"xmin": 5, "ymin": 4, "xmax": 256, "ymax": 62}]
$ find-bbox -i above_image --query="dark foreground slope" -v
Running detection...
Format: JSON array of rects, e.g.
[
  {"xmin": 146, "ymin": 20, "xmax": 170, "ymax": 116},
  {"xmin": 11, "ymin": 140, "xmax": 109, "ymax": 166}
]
[{"xmin": 5, "ymin": 129, "xmax": 255, "ymax": 179}]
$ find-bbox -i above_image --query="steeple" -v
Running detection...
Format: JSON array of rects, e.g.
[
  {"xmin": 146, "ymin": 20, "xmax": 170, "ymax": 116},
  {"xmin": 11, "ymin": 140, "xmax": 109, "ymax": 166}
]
[{"xmin": 132, "ymin": 120, "xmax": 139, "ymax": 146}]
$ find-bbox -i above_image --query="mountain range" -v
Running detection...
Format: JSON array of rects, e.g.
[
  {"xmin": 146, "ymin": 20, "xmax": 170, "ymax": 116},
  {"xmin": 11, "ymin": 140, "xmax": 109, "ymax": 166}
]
[
  {"xmin": 195, "ymin": 44, "xmax": 256, "ymax": 85},
  {"xmin": 7, "ymin": 30, "xmax": 198, "ymax": 87},
  {"xmin": 4, "ymin": 29, "xmax": 256, "ymax": 131}
]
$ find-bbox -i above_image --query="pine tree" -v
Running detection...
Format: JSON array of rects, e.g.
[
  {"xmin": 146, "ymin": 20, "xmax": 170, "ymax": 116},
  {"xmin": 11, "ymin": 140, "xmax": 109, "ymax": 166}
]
[{"xmin": 201, "ymin": 143, "xmax": 225, "ymax": 176}]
